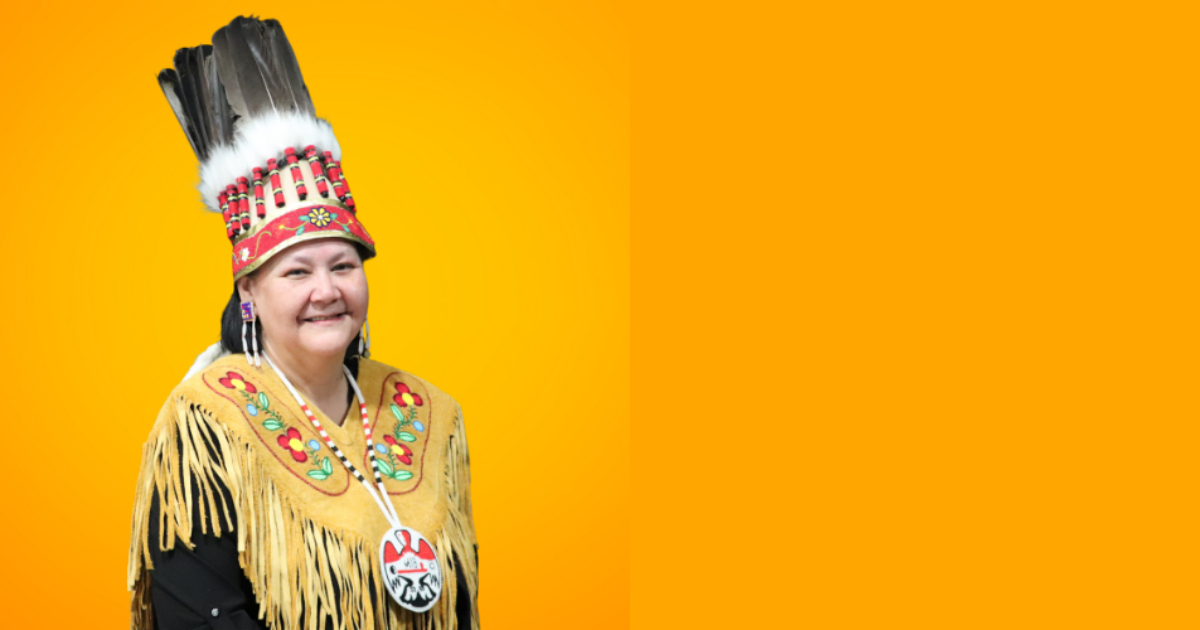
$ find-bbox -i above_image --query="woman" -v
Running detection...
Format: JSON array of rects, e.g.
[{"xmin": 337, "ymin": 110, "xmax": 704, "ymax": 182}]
[{"xmin": 127, "ymin": 16, "xmax": 479, "ymax": 630}]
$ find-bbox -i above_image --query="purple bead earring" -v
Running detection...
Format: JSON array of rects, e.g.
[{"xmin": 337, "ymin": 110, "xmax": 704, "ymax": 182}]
[{"xmin": 240, "ymin": 301, "xmax": 260, "ymax": 367}]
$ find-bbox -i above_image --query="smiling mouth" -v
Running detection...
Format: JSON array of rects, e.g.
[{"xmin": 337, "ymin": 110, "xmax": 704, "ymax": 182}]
[{"xmin": 304, "ymin": 313, "xmax": 348, "ymax": 323}]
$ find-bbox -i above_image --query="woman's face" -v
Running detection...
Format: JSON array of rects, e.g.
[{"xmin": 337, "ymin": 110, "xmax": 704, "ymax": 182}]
[{"xmin": 238, "ymin": 239, "xmax": 368, "ymax": 363}]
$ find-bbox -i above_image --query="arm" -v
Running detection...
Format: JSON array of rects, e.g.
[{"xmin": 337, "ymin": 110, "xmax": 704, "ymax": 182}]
[
  {"xmin": 449, "ymin": 404, "xmax": 480, "ymax": 629},
  {"xmin": 146, "ymin": 469, "xmax": 266, "ymax": 630}
]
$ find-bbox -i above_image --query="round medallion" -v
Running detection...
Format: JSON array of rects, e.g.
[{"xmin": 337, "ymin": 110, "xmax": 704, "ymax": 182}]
[{"xmin": 379, "ymin": 526, "xmax": 442, "ymax": 612}]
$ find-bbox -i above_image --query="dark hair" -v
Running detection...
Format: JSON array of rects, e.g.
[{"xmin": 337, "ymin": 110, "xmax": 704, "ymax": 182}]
[{"xmin": 219, "ymin": 243, "xmax": 373, "ymax": 378}]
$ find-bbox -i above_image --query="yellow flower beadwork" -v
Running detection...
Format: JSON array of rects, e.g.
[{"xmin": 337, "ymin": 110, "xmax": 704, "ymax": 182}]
[{"xmin": 308, "ymin": 208, "xmax": 333, "ymax": 227}]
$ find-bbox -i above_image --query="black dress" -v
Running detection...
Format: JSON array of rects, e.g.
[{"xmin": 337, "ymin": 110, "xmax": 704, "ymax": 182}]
[{"xmin": 145, "ymin": 421, "xmax": 476, "ymax": 629}]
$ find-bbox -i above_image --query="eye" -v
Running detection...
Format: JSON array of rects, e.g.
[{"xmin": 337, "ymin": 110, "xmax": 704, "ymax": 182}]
[
  {"xmin": 333, "ymin": 262, "xmax": 357, "ymax": 272},
  {"xmin": 284, "ymin": 268, "xmax": 309, "ymax": 277}
]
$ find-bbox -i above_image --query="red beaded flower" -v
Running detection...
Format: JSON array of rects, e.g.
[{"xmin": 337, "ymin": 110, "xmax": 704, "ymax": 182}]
[
  {"xmin": 393, "ymin": 383, "xmax": 423, "ymax": 408},
  {"xmin": 277, "ymin": 428, "xmax": 309, "ymax": 463},
  {"xmin": 218, "ymin": 372, "xmax": 257, "ymax": 394},
  {"xmin": 382, "ymin": 435, "xmax": 413, "ymax": 465}
]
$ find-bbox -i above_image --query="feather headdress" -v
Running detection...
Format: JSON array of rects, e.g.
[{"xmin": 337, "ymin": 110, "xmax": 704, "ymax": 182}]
[{"xmin": 158, "ymin": 16, "xmax": 374, "ymax": 279}]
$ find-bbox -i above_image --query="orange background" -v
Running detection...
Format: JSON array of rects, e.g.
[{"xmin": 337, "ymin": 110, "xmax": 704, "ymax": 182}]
[
  {"xmin": 7, "ymin": 2, "xmax": 1188, "ymax": 628},
  {"xmin": 634, "ymin": 2, "xmax": 1200, "ymax": 628},
  {"xmin": 0, "ymin": 2, "xmax": 627, "ymax": 628}
]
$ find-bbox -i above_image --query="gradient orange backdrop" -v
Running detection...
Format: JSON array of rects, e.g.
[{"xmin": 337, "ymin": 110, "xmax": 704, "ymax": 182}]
[
  {"xmin": 0, "ymin": 2, "xmax": 627, "ymax": 628},
  {"xmin": 635, "ymin": 2, "xmax": 1200, "ymax": 628}
]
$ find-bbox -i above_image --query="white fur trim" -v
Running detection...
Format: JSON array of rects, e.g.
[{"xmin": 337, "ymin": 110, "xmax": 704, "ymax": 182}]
[
  {"xmin": 199, "ymin": 111, "xmax": 343, "ymax": 211},
  {"xmin": 182, "ymin": 341, "xmax": 231, "ymax": 382}
]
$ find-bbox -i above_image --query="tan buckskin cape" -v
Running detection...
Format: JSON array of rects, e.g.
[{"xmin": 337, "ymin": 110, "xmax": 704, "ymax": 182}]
[{"xmin": 128, "ymin": 354, "xmax": 478, "ymax": 630}]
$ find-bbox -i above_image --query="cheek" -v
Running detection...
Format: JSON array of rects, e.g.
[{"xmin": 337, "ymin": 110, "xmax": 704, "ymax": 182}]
[
  {"xmin": 344, "ymin": 277, "xmax": 369, "ymax": 313},
  {"xmin": 259, "ymin": 288, "xmax": 307, "ymax": 329}
]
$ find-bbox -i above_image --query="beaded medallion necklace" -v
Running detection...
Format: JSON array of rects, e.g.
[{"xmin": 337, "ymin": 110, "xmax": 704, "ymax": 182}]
[{"xmin": 264, "ymin": 353, "xmax": 444, "ymax": 612}]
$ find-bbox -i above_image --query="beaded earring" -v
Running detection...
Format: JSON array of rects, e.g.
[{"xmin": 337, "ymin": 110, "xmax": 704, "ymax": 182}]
[
  {"xmin": 358, "ymin": 320, "xmax": 371, "ymax": 359},
  {"xmin": 240, "ymin": 301, "xmax": 261, "ymax": 367}
]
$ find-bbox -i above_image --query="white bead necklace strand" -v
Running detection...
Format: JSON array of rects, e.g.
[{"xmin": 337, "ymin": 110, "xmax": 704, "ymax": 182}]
[{"xmin": 262, "ymin": 352, "xmax": 443, "ymax": 612}]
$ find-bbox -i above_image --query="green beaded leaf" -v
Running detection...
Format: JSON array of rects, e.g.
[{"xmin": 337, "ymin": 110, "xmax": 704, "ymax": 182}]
[
  {"xmin": 392, "ymin": 470, "xmax": 413, "ymax": 481},
  {"xmin": 297, "ymin": 224, "xmax": 307, "ymax": 235},
  {"xmin": 342, "ymin": 225, "xmax": 352, "ymax": 234},
  {"xmin": 257, "ymin": 392, "xmax": 269, "ymax": 409},
  {"xmin": 306, "ymin": 470, "xmax": 330, "ymax": 481},
  {"xmin": 262, "ymin": 419, "xmax": 284, "ymax": 431},
  {"xmin": 376, "ymin": 458, "xmax": 395, "ymax": 476},
  {"xmin": 299, "ymin": 215, "xmax": 310, "ymax": 222},
  {"xmin": 321, "ymin": 457, "xmax": 333, "ymax": 475},
  {"xmin": 396, "ymin": 431, "xmax": 416, "ymax": 443},
  {"xmin": 390, "ymin": 403, "xmax": 404, "ymax": 421}
]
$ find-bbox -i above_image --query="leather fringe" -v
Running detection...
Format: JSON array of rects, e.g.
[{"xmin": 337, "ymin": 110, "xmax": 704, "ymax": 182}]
[{"xmin": 128, "ymin": 398, "xmax": 479, "ymax": 630}]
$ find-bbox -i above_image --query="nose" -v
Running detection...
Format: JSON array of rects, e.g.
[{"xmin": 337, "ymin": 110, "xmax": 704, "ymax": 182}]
[{"xmin": 311, "ymin": 269, "xmax": 341, "ymax": 304}]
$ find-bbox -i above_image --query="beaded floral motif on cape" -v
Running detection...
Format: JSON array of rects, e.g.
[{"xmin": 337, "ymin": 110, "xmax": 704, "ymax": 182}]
[
  {"xmin": 205, "ymin": 369, "xmax": 351, "ymax": 495},
  {"xmin": 202, "ymin": 369, "xmax": 433, "ymax": 496},
  {"xmin": 369, "ymin": 374, "xmax": 434, "ymax": 494}
]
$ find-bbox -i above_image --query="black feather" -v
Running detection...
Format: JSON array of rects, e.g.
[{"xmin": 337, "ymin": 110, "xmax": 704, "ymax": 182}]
[
  {"xmin": 172, "ymin": 48, "xmax": 210, "ymax": 158},
  {"xmin": 157, "ymin": 68, "xmax": 201, "ymax": 157},
  {"xmin": 158, "ymin": 16, "xmax": 316, "ymax": 162},
  {"xmin": 215, "ymin": 17, "xmax": 277, "ymax": 116},
  {"xmin": 186, "ymin": 46, "xmax": 214, "ymax": 152},
  {"xmin": 212, "ymin": 27, "xmax": 248, "ymax": 119},
  {"xmin": 239, "ymin": 17, "xmax": 290, "ymax": 104},
  {"xmin": 212, "ymin": 16, "xmax": 315, "ymax": 118},
  {"xmin": 159, "ymin": 45, "xmax": 236, "ymax": 161},
  {"xmin": 262, "ymin": 19, "xmax": 314, "ymax": 117},
  {"xmin": 202, "ymin": 45, "xmax": 233, "ymax": 146}
]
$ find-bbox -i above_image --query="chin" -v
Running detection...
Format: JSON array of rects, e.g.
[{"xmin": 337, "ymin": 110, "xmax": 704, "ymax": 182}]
[{"xmin": 296, "ymin": 332, "xmax": 356, "ymax": 358}]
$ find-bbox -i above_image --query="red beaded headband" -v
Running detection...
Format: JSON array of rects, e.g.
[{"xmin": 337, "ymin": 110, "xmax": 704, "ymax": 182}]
[{"xmin": 218, "ymin": 145, "xmax": 358, "ymax": 241}]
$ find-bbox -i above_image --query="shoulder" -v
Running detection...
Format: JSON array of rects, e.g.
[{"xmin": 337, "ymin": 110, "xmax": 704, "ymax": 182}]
[
  {"xmin": 172, "ymin": 353, "xmax": 257, "ymax": 403},
  {"xmin": 144, "ymin": 354, "xmax": 263, "ymax": 437},
  {"xmin": 357, "ymin": 358, "xmax": 468, "ymax": 443},
  {"xmin": 358, "ymin": 358, "xmax": 460, "ymax": 411}
]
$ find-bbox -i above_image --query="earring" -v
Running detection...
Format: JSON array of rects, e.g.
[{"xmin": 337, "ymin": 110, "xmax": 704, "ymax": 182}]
[
  {"xmin": 252, "ymin": 318, "xmax": 261, "ymax": 368},
  {"xmin": 359, "ymin": 319, "xmax": 371, "ymax": 359},
  {"xmin": 240, "ymin": 301, "xmax": 261, "ymax": 368}
]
